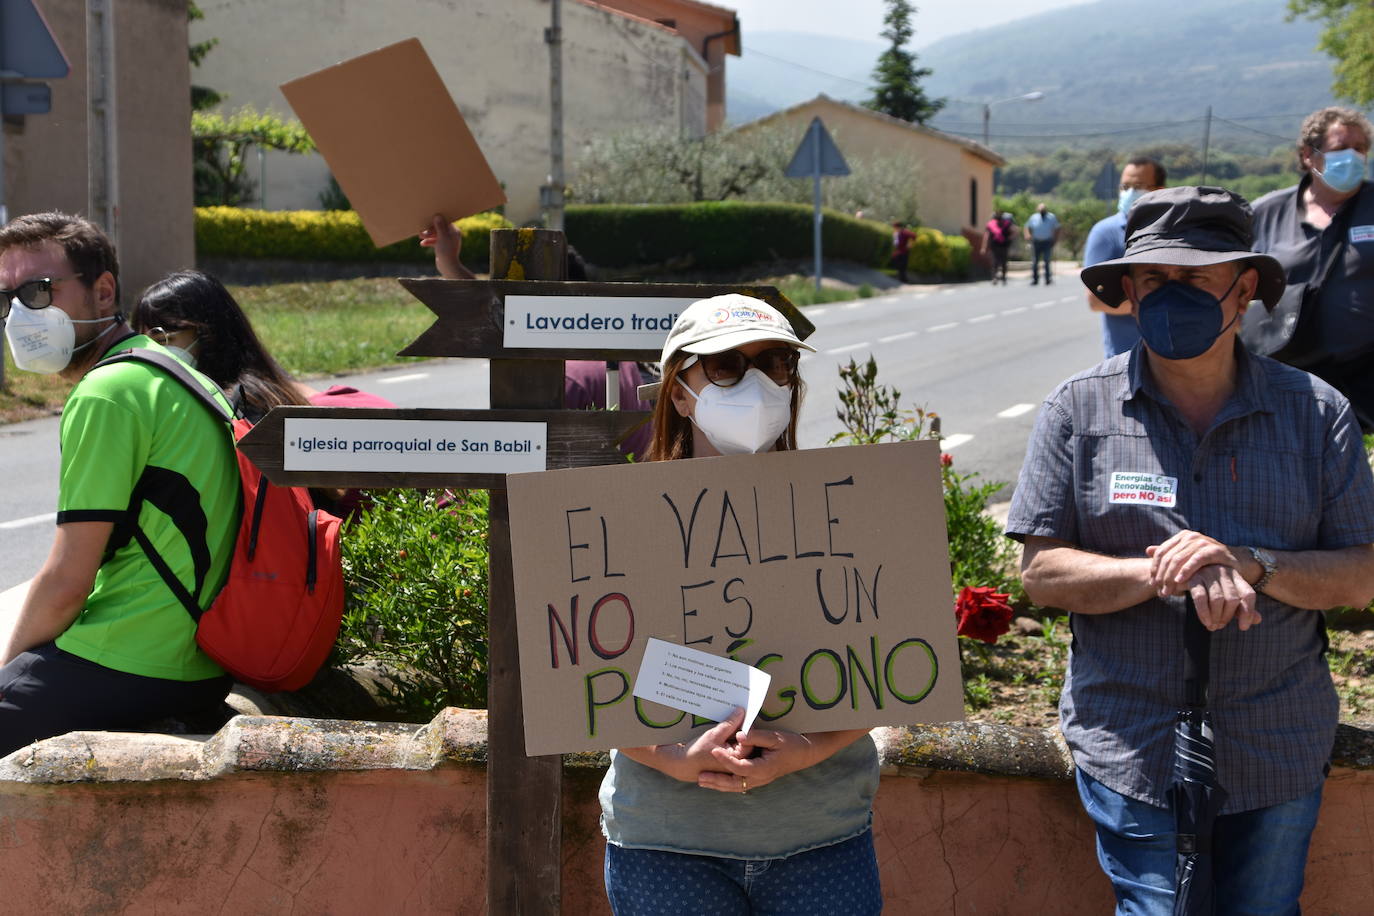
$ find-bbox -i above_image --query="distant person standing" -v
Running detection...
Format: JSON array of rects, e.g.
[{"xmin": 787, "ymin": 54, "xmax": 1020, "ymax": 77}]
[
  {"xmin": 890, "ymin": 221, "xmax": 916, "ymax": 283},
  {"xmin": 982, "ymin": 210, "xmax": 1013, "ymax": 284},
  {"xmin": 1083, "ymin": 156, "xmax": 1167, "ymax": 357},
  {"xmin": 1242, "ymin": 107, "xmax": 1374, "ymax": 430},
  {"xmin": 1024, "ymin": 203, "xmax": 1061, "ymax": 285}
]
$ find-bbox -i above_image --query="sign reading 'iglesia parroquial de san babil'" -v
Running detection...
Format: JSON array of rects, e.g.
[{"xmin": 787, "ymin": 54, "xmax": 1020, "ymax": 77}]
[{"xmin": 507, "ymin": 439, "xmax": 965, "ymax": 757}]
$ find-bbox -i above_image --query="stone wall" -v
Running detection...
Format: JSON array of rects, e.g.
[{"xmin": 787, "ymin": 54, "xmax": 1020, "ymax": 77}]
[{"xmin": 1, "ymin": 712, "xmax": 1372, "ymax": 913}]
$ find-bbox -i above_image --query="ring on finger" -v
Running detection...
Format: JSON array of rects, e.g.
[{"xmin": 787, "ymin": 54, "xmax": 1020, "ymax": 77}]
[{"xmin": 741, "ymin": 778, "xmax": 748, "ymax": 793}]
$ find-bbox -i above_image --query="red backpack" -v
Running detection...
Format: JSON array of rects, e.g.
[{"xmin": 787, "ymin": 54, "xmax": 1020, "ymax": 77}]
[{"xmin": 97, "ymin": 349, "xmax": 344, "ymax": 692}]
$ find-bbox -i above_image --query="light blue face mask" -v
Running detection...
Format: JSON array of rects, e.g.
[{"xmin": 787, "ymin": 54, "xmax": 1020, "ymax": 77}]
[
  {"xmin": 1118, "ymin": 187, "xmax": 1144, "ymax": 215},
  {"xmin": 1312, "ymin": 147, "xmax": 1367, "ymax": 194}
]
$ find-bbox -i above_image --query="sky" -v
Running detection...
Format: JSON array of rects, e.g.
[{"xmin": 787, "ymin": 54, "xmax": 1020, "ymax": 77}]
[{"xmin": 723, "ymin": 0, "xmax": 1091, "ymax": 47}]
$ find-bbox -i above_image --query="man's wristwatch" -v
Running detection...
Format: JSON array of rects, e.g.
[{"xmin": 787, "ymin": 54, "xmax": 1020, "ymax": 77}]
[{"xmin": 1246, "ymin": 546, "xmax": 1278, "ymax": 593}]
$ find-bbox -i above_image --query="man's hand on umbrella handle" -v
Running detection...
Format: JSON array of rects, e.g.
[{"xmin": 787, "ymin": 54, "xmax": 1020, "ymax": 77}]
[
  {"xmin": 1187, "ymin": 565, "xmax": 1261, "ymax": 632},
  {"xmin": 1146, "ymin": 530, "xmax": 1241, "ymax": 598}
]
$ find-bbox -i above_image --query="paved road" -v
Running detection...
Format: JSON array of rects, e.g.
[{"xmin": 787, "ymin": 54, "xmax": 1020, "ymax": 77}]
[{"xmin": 0, "ymin": 272, "xmax": 1102, "ymax": 589}]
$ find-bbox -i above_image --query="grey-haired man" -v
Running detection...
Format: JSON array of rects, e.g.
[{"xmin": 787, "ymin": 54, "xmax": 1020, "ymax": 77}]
[{"xmin": 1007, "ymin": 186, "xmax": 1374, "ymax": 914}]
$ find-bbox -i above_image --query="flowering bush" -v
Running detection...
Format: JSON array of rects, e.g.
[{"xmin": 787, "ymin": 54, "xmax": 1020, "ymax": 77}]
[{"xmin": 954, "ymin": 585, "xmax": 1014, "ymax": 644}]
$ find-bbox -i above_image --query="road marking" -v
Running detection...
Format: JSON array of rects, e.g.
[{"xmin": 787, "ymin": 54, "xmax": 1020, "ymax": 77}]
[
  {"xmin": 997, "ymin": 403, "xmax": 1036, "ymax": 418},
  {"xmin": 968, "ymin": 313, "xmax": 995, "ymax": 324},
  {"xmin": 826, "ymin": 342, "xmax": 871, "ymax": 355},
  {"xmin": 810, "ymin": 307, "xmax": 829, "ymax": 317},
  {"xmin": 927, "ymin": 322, "xmax": 959, "ymax": 332},
  {"xmin": 1031, "ymin": 300, "xmax": 1056, "ymax": 310},
  {"xmin": 377, "ymin": 372, "xmax": 430, "ymax": 385},
  {"xmin": 843, "ymin": 301, "xmax": 865, "ymax": 310},
  {"xmin": 878, "ymin": 331, "xmax": 918, "ymax": 343},
  {"xmin": 940, "ymin": 289, "xmax": 957, "ymax": 295},
  {"xmin": 1059, "ymin": 296, "xmax": 1078, "ymax": 304},
  {"xmin": 0, "ymin": 512, "xmax": 55, "ymax": 531},
  {"xmin": 1000, "ymin": 306, "xmax": 1028, "ymax": 316},
  {"xmin": 942, "ymin": 433, "xmax": 974, "ymax": 449}
]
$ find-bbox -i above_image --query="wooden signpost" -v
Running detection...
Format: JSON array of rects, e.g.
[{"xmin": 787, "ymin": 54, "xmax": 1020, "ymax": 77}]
[{"xmin": 239, "ymin": 229, "xmax": 812, "ymax": 915}]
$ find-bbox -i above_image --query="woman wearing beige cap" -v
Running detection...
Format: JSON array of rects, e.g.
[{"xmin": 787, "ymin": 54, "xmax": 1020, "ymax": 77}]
[{"xmin": 600, "ymin": 294, "xmax": 883, "ymax": 915}]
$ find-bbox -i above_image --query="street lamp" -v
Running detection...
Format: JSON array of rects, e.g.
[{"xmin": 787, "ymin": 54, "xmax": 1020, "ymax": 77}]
[{"xmin": 982, "ymin": 91, "xmax": 1045, "ymax": 147}]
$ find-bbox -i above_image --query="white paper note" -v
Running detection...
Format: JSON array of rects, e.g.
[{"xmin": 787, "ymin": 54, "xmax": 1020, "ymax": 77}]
[{"xmin": 633, "ymin": 637, "xmax": 772, "ymax": 735}]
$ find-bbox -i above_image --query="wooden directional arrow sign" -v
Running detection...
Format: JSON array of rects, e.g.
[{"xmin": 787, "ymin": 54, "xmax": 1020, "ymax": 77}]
[
  {"xmin": 397, "ymin": 279, "xmax": 814, "ymax": 360},
  {"xmin": 238, "ymin": 406, "xmax": 650, "ymax": 489}
]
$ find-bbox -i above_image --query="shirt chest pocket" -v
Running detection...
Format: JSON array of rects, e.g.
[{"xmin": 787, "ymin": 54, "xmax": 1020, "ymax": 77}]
[{"xmin": 1076, "ymin": 435, "xmax": 1183, "ymax": 555}]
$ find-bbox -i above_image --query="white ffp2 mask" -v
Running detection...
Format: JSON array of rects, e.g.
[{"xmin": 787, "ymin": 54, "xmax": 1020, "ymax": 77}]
[
  {"xmin": 680, "ymin": 368, "xmax": 794, "ymax": 455},
  {"xmin": 4, "ymin": 298, "xmax": 115, "ymax": 374}
]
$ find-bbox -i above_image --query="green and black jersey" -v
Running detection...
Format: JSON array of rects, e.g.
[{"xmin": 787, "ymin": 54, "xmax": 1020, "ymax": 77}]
[{"xmin": 54, "ymin": 336, "xmax": 239, "ymax": 681}]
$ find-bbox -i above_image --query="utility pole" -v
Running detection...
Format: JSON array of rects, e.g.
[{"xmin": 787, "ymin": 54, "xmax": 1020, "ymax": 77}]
[
  {"xmin": 1200, "ymin": 105, "xmax": 1212, "ymax": 186},
  {"xmin": 542, "ymin": 0, "xmax": 565, "ymax": 232},
  {"xmin": 87, "ymin": 0, "xmax": 119, "ymax": 248}
]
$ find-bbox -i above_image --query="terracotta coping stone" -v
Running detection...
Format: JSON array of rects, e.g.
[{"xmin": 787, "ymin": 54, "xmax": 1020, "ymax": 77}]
[{"xmin": 2, "ymin": 712, "xmax": 1371, "ymax": 784}]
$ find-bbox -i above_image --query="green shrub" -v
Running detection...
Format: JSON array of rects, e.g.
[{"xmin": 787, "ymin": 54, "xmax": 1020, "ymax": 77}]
[
  {"xmin": 829, "ymin": 356, "xmax": 1023, "ymax": 603},
  {"xmin": 336, "ymin": 488, "xmax": 490, "ymax": 718},
  {"xmin": 906, "ymin": 228, "xmax": 951, "ymax": 276},
  {"xmin": 194, "ymin": 207, "xmax": 511, "ymax": 267},
  {"xmin": 566, "ymin": 201, "xmax": 892, "ymax": 270}
]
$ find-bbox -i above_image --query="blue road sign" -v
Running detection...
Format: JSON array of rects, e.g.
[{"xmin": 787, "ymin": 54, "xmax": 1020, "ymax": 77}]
[
  {"xmin": 1, "ymin": 82, "xmax": 49, "ymax": 115},
  {"xmin": 784, "ymin": 117, "xmax": 850, "ymax": 179},
  {"xmin": 0, "ymin": 0, "xmax": 69, "ymax": 79}
]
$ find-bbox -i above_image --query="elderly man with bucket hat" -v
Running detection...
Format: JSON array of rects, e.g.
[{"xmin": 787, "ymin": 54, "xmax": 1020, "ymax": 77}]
[{"xmin": 1005, "ymin": 186, "xmax": 1374, "ymax": 914}]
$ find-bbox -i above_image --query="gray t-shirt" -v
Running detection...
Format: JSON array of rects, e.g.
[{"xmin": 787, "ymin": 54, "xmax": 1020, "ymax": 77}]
[
  {"xmin": 1006, "ymin": 344, "xmax": 1374, "ymax": 813},
  {"xmin": 600, "ymin": 733, "xmax": 878, "ymax": 859}
]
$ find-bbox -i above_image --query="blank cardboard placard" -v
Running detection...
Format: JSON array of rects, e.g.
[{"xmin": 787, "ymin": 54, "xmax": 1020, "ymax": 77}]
[
  {"xmin": 506, "ymin": 439, "xmax": 964, "ymax": 756},
  {"xmin": 280, "ymin": 38, "xmax": 506, "ymax": 248}
]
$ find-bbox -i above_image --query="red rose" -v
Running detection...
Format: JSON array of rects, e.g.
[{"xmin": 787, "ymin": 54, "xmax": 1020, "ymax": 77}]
[{"xmin": 954, "ymin": 585, "xmax": 1013, "ymax": 644}]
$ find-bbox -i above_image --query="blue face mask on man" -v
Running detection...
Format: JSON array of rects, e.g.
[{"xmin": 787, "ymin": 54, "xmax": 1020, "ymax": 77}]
[
  {"xmin": 1133, "ymin": 271, "xmax": 1244, "ymax": 361},
  {"xmin": 1118, "ymin": 187, "xmax": 1144, "ymax": 215},
  {"xmin": 1312, "ymin": 147, "xmax": 1367, "ymax": 194}
]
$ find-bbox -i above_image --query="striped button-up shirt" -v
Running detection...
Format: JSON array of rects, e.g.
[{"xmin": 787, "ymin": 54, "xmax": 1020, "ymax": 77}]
[{"xmin": 1007, "ymin": 342, "xmax": 1374, "ymax": 813}]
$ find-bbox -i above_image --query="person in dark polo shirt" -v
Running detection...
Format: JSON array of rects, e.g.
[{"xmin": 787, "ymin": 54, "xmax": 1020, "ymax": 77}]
[
  {"xmin": 1009, "ymin": 186, "xmax": 1374, "ymax": 915},
  {"xmin": 1242, "ymin": 107, "xmax": 1374, "ymax": 429}
]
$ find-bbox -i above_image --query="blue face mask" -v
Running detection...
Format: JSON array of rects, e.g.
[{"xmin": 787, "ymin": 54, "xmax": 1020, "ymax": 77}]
[
  {"xmin": 1118, "ymin": 187, "xmax": 1144, "ymax": 215},
  {"xmin": 1313, "ymin": 147, "xmax": 1367, "ymax": 194},
  {"xmin": 1133, "ymin": 273, "xmax": 1243, "ymax": 360}
]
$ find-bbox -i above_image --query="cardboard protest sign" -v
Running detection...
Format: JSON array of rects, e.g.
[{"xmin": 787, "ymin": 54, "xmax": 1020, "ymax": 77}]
[
  {"xmin": 507, "ymin": 439, "xmax": 963, "ymax": 756},
  {"xmin": 280, "ymin": 38, "xmax": 506, "ymax": 248}
]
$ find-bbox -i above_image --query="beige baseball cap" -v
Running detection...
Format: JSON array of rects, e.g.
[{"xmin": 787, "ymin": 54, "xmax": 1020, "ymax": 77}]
[{"xmin": 638, "ymin": 294, "xmax": 815, "ymax": 400}]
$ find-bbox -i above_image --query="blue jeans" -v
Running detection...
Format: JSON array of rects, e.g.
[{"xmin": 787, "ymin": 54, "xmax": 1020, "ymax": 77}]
[
  {"xmin": 1076, "ymin": 769, "xmax": 1323, "ymax": 916},
  {"xmin": 604, "ymin": 829, "xmax": 881, "ymax": 915}
]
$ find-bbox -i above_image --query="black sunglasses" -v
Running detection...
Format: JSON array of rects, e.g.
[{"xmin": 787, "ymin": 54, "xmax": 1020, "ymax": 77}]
[
  {"xmin": 0, "ymin": 276, "xmax": 80, "ymax": 321},
  {"xmin": 691, "ymin": 347, "xmax": 800, "ymax": 388}
]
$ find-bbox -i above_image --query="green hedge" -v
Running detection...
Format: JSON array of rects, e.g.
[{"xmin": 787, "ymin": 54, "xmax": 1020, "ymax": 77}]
[
  {"xmin": 567, "ymin": 201, "xmax": 895, "ymax": 270},
  {"xmin": 194, "ymin": 207, "xmax": 511, "ymax": 267}
]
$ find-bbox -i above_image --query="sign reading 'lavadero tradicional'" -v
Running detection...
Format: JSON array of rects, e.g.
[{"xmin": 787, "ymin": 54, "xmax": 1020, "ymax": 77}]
[
  {"xmin": 506, "ymin": 439, "xmax": 964, "ymax": 757},
  {"xmin": 503, "ymin": 295, "xmax": 690, "ymax": 351}
]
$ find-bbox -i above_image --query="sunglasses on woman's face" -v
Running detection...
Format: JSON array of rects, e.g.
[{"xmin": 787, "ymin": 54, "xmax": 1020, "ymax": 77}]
[
  {"xmin": 0, "ymin": 276, "xmax": 78, "ymax": 320},
  {"xmin": 688, "ymin": 347, "xmax": 800, "ymax": 387}
]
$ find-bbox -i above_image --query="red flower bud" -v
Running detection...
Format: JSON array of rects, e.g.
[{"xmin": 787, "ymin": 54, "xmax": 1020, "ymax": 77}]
[
  {"xmin": 953, "ymin": 585, "xmax": 1013, "ymax": 644},
  {"xmin": 940, "ymin": 453, "xmax": 954, "ymax": 467}
]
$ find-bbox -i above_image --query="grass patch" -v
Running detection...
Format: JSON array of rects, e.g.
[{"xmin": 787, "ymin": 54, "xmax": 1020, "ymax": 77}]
[
  {"xmin": 232, "ymin": 277, "xmax": 433, "ymax": 377},
  {"xmin": 0, "ymin": 348, "xmax": 73, "ymax": 423},
  {"xmin": 765, "ymin": 275, "xmax": 867, "ymax": 307}
]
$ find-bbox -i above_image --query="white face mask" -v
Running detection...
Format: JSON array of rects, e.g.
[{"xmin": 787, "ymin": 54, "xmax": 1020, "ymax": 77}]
[
  {"xmin": 3, "ymin": 298, "xmax": 115, "ymax": 374},
  {"xmin": 163, "ymin": 339, "xmax": 198, "ymax": 368},
  {"xmin": 679, "ymin": 368, "xmax": 794, "ymax": 455}
]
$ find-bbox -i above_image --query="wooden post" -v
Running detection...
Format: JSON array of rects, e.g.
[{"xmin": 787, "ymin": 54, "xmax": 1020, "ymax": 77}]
[{"xmin": 487, "ymin": 228, "xmax": 566, "ymax": 915}]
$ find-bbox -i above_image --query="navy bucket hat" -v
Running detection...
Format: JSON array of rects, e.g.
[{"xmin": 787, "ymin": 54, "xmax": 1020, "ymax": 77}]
[{"xmin": 1079, "ymin": 186, "xmax": 1286, "ymax": 309}]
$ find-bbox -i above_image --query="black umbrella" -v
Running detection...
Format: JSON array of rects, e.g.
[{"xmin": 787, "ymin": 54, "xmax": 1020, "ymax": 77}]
[{"xmin": 1169, "ymin": 596, "xmax": 1227, "ymax": 916}]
